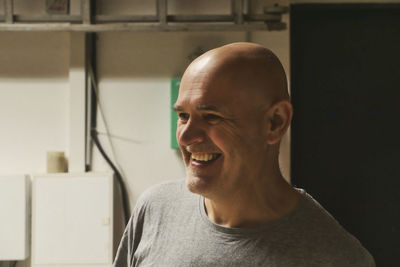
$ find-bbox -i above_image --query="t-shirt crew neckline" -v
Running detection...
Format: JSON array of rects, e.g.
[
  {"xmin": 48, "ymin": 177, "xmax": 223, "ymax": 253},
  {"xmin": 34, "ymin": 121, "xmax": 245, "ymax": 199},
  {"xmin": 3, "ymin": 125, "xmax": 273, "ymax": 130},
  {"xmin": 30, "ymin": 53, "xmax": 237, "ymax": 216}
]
[{"xmin": 197, "ymin": 189, "xmax": 307, "ymax": 237}]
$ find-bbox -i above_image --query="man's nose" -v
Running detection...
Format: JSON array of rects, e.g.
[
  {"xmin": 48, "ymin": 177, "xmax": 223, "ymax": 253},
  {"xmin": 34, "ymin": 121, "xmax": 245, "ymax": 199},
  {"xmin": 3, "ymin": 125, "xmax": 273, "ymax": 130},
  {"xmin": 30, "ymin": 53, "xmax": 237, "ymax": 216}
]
[{"xmin": 177, "ymin": 119, "xmax": 205, "ymax": 147}]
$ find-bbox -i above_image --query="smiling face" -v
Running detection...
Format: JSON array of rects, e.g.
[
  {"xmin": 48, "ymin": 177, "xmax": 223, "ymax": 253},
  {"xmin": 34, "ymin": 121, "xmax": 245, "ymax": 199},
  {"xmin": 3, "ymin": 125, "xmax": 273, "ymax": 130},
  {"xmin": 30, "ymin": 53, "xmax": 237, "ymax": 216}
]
[{"xmin": 174, "ymin": 44, "xmax": 287, "ymax": 200}]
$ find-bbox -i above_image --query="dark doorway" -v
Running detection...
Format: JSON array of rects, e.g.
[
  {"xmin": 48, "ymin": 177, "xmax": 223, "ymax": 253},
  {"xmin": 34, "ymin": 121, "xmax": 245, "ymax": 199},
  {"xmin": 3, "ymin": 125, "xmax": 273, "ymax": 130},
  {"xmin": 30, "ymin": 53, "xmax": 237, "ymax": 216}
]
[{"xmin": 290, "ymin": 4, "xmax": 400, "ymax": 266}]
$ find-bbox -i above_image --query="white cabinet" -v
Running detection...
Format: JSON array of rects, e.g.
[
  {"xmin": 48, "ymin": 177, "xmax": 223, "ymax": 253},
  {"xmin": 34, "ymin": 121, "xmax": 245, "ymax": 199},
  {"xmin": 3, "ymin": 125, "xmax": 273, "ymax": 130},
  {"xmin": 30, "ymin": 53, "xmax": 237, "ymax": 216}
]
[
  {"xmin": 0, "ymin": 175, "xmax": 30, "ymax": 260},
  {"xmin": 32, "ymin": 173, "xmax": 114, "ymax": 267}
]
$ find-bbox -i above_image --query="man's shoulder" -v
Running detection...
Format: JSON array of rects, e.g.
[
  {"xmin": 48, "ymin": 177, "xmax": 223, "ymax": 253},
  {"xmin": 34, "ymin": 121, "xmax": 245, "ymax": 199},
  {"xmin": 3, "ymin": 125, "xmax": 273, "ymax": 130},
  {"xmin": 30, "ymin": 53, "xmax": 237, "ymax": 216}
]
[
  {"xmin": 136, "ymin": 179, "xmax": 187, "ymax": 206},
  {"xmin": 292, "ymin": 190, "xmax": 375, "ymax": 266},
  {"xmin": 134, "ymin": 178, "xmax": 198, "ymax": 216},
  {"xmin": 129, "ymin": 178, "xmax": 198, "ymax": 230}
]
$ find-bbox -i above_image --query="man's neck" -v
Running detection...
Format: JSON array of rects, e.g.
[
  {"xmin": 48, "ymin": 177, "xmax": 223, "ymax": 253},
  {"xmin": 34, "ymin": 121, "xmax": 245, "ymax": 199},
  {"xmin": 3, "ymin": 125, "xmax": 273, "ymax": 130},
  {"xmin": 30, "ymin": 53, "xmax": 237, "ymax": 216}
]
[{"xmin": 203, "ymin": 175, "xmax": 301, "ymax": 228}]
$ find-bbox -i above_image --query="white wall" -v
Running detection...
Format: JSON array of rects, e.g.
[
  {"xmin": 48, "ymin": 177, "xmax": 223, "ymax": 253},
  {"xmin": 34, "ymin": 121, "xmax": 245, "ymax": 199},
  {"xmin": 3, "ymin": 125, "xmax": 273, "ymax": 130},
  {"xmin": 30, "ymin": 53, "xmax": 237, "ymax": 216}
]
[
  {"xmin": 0, "ymin": 1, "xmax": 289, "ymax": 266},
  {"xmin": 0, "ymin": 0, "xmax": 290, "ymax": 208},
  {"xmin": 0, "ymin": 32, "xmax": 70, "ymax": 175}
]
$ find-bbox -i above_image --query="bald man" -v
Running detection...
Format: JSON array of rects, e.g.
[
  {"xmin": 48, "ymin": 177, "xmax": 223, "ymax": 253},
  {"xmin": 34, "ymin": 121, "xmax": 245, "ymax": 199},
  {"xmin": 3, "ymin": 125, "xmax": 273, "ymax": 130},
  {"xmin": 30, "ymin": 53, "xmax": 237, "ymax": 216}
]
[{"xmin": 113, "ymin": 43, "xmax": 374, "ymax": 266}]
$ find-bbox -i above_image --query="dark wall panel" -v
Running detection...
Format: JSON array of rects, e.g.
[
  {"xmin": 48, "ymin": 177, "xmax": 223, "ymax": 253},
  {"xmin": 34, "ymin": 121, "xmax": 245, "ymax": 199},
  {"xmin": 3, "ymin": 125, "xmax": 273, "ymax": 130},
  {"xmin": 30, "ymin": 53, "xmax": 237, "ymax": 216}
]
[{"xmin": 291, "ymin": 4, "xmax": 400, "ymax": 266}]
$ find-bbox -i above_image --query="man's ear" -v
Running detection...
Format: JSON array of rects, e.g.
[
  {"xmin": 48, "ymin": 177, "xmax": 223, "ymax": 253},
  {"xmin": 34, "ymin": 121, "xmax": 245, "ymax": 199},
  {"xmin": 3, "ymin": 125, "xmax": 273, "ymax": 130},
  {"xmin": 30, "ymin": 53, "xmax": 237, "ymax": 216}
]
[{"xmin": 265, "ymin": 100, "xmax": 293, "ymax": 145}]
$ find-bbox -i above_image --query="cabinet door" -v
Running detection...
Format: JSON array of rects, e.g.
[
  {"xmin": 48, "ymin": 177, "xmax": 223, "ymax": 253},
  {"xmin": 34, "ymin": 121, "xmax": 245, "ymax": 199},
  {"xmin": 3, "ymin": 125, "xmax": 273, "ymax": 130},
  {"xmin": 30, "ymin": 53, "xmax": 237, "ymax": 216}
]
[
  {"xmin": 33, "ymin": 174, "xmax": 113, "ymax": 265},
  {"xmin": 0, "ymin": 175, "xmax": 30, "ymax": 260}
]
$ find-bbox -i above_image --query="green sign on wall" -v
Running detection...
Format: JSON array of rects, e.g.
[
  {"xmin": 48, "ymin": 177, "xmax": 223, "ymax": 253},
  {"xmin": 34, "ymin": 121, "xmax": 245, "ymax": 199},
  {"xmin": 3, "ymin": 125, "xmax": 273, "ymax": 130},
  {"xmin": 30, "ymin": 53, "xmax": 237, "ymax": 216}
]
[{"xmin": 170, "ymin": 78, "xmax": 181, "ymax": 149}]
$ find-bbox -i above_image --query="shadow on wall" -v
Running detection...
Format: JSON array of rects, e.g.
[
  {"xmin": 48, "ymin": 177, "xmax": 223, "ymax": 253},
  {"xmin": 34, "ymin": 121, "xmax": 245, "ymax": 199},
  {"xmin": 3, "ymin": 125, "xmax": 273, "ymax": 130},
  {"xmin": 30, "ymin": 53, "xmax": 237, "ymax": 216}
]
[
  {"xmin": 0, "ymin": 31, "xmax": 250, "ymax": 79},
  {"xmin": 0, "ymin": 32, "xmax": 70, "ymax": 79},
  {"xmin": 97, "ymin": 31, "xmax": 248, "ymax": 78}
]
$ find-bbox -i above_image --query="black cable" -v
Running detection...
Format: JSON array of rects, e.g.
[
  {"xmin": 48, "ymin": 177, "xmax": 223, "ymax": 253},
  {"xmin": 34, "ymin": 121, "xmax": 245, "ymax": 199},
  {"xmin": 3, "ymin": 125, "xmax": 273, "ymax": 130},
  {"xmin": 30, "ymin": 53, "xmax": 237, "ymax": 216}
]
[
  {"xmin": 12, "ymin": 261, "xmax": 17, "ymax": 267},
  {"xmin": 88, "ymin": 32, "xmax": 130, "ymax": 225},
  {"xmin": 88, "ymin": 33, "xmax": 98, "ymax": 135},
  {"xmin": 91, "ymin": 129, "xmax": 130, "ymax": 225}
]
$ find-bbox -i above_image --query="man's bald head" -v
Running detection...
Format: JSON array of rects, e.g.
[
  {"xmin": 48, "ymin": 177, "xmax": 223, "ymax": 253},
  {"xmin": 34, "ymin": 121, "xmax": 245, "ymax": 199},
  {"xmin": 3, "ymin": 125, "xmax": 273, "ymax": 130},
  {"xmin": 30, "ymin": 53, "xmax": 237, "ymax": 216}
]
[{"xmin": 184, "ymin": 42, "xmax": 289, "ymax": 109}]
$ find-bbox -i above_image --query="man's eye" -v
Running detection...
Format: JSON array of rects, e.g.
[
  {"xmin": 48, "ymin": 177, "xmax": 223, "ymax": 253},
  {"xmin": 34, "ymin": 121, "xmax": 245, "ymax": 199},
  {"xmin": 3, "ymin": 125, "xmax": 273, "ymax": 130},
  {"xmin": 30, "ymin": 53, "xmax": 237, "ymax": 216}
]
[
  {"xmin": 204, "ymin": 114, "xmax": 222, "ymax": 122},
  {"xmin": 178, "ymin": 113, "xmax": 189, "ymax": 121}
]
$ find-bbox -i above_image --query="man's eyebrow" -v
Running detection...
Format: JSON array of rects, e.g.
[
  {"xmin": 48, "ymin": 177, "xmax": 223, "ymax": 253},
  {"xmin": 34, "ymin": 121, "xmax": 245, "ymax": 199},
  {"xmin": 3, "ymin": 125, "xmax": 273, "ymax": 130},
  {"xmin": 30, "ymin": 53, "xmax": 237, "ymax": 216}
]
[
  {"xmin": 173, "ymin": 104, "xmax": 221, "ymax": 112},
  {"xmin": 173, "ymin": 105, "xmax": 183, "ymax": 112}
]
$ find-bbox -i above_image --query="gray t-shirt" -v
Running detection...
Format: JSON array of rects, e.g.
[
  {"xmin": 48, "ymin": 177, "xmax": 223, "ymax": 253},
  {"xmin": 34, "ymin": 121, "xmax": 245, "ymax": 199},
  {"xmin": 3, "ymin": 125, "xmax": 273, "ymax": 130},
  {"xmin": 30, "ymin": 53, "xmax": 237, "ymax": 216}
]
[{"xmin": 113, "ymin": 180, "xmax": 375, "ymax": 267}]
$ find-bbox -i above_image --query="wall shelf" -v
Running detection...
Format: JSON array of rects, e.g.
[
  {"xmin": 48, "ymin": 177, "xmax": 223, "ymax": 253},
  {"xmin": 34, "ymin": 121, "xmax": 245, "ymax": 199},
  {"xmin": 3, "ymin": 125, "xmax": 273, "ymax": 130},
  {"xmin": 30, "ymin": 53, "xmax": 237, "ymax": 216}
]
[{"xmin": 0, "ymin": 0, "xmax": 288, "ymax": 32}]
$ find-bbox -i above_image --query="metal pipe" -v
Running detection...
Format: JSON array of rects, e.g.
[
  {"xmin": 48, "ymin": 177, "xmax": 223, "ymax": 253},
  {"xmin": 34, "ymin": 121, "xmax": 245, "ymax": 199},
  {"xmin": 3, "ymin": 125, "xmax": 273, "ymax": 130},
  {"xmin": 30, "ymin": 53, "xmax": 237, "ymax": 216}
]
[
  {"xmin": 81, "ymin": 0, "xmax": 91, "ymax": 24},
  {"xmin": 4, "ymin": 0, "xmax": 14, "ymax": 23},
  {"xmin": 1, "ymin": 14, "xmax": 281, "ymax": 24},
  {"xmin": 95, "ymin": 15, "xmax": 158, "ymax": 23},
  {"xmin": 157, "ymin": 0, "xmax": 167, "ymax": 25},
  {"xmin": 232, "ymin": 0, "xmax": 244, "ymax": 25},
  {"xmin": 14, "ymin": 15, "xmax": 81, "ymax": 23},
  {"xmin": 0, "ymin": 23, "xmax": 272, "ymax": 32}
]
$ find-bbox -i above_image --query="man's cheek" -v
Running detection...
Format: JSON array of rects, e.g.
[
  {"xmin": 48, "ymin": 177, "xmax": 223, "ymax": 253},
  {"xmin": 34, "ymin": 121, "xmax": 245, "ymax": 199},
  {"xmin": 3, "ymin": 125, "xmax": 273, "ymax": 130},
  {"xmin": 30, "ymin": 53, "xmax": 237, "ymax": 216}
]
[{"xmin": 211, "ymin": 125, "xmax": 242, "ymax": 144}]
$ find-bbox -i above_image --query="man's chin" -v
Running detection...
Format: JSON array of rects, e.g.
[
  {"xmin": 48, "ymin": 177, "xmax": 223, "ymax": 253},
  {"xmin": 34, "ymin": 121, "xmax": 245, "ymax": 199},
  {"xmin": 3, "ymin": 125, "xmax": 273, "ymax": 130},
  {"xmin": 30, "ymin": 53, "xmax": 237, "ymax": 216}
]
[{"xmin": 185, "ymin": 174, "xmax": 213, "ymax": 196}]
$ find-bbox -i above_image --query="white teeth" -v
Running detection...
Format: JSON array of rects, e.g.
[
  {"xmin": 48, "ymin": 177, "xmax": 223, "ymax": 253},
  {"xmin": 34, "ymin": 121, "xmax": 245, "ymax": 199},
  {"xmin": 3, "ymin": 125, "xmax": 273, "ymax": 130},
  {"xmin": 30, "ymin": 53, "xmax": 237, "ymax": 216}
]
[{"xmin": 192, "ymin": 153, "xmax": 218, "ymax": 162}]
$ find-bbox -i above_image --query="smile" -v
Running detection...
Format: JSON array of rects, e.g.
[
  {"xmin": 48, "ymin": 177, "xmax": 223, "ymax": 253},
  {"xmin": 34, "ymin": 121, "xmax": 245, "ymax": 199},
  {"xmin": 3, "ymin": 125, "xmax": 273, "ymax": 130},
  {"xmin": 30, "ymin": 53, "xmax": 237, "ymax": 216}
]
[{"xmin": 191, "ymin": 153, "xmax": 221, "ymax": 163}]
